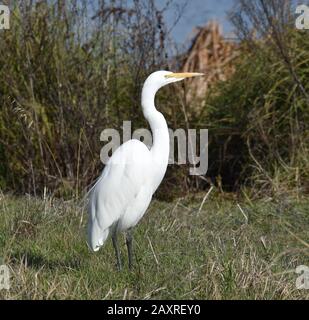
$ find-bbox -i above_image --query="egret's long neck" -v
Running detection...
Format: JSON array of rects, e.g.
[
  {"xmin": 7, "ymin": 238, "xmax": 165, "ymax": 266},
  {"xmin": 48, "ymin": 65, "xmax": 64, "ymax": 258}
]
[{"xmin": 141, "ymin": 84, "xmax": 170, "ymax": 186}]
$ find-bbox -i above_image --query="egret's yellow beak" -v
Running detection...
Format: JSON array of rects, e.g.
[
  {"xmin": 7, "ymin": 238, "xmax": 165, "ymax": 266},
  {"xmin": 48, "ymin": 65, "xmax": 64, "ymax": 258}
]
[{"xmin": 165, "ymin": 72, "xmax": 204, "ymax": 79}]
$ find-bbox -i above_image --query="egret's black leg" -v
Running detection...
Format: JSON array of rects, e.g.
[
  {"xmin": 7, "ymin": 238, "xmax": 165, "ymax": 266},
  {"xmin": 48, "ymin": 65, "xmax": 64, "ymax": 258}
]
[
  {"xmin": 126, "ymin": 230, "xmax": 133, "ymax": 270},
  {"xmin": 112, "ymin": 233, "xmax": 122, "ymax": 271}
]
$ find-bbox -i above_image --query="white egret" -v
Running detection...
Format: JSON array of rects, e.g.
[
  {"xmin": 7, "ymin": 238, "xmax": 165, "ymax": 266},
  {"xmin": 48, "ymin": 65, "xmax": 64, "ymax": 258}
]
[{"xmin": 87, "ymin": 71, "xmax": 203, "ymax": 270}]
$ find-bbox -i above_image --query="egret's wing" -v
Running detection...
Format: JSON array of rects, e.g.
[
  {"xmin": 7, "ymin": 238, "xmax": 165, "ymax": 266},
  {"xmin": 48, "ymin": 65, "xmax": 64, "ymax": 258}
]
[{"xmin": 87, "ymin": 139, "xmax": 151, "ymax": 251}]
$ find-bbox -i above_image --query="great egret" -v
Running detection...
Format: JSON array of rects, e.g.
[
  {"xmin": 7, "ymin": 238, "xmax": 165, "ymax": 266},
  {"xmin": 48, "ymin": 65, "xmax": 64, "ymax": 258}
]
[{"xmin": 87, "ymin": 71, "xmax": 203, "ymax": 270}]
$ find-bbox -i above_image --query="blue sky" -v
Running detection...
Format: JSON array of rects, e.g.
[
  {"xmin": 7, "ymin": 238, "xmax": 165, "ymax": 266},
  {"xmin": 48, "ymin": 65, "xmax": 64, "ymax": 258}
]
[{"xmin": 157, "ymin": 0, "xmax": 235, "ymax": 44}]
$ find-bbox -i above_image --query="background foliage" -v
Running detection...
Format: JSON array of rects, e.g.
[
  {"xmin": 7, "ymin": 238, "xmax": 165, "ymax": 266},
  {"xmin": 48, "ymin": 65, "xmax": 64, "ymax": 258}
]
[{"xmin": 0, "ymin": 0, "xmax": 308, "ymax": 199}]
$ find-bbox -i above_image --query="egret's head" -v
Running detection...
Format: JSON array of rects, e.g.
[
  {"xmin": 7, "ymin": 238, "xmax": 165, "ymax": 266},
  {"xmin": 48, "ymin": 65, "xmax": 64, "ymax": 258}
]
[{"xmin": 143, "ymin": 70, "xmax": 204, "ymax": 92}]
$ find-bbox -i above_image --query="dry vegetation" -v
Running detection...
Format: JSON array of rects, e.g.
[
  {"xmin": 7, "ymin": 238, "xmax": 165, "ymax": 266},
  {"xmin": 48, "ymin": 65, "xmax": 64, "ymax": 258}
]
[
  {"xmin": 0, "ymin": 0, "xmax": 308, "ymax": 197},
  {"xmin": 0, "ymin": 0, "xmax": 308, "ymax": 300},
  {"xmin": 182, "ymin": 21, "xmax": 238, "ymax": 102},
  {"xmin": 0, "ymin": 192, "xmax": 308, "ymax": 300},
  {"xmin": 0, "ymin": 0, "xmax": 171, "ymax": 196}
]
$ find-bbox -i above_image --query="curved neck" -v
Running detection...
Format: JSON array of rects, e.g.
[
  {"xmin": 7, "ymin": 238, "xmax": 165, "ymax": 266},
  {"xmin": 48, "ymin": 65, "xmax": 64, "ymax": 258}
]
[{"xmin": 141, "ymin": 83, "xmax": 170, "ymax": 175}]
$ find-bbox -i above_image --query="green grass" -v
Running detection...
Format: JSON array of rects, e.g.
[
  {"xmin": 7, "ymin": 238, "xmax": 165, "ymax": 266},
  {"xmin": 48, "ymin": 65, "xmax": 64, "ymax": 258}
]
[{"xmin": 0, "ymin": 191, "xmax": 308, "ymax": 300}]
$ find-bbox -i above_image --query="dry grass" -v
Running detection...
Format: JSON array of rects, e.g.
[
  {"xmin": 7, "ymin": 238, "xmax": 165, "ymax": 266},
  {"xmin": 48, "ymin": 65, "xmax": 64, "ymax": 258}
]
[
  {"xmin": 182, "ymin": 21, "xmax": 238, "ymax": 102},
  {"xmin": 0, "ymin": 190, "xmax": 308, "ymax": 300}
]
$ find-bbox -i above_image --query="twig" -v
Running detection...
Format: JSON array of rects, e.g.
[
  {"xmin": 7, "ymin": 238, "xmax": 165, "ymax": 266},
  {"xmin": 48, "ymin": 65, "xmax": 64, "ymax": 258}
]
[
  {"xmin": 237, "ymin": 203, "xmax": 248, "ymax": 224},
  {"xmin": 197, "ymin": 186, "xmax": 214, "ymax": 215},
  {"xmin": 147, "ymin": 235, "xmax": 159, "ymax": 266}
]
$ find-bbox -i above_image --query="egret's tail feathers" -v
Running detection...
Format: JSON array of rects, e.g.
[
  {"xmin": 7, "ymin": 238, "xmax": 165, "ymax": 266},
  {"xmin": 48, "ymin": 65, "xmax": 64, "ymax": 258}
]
[{"xmin": 87, "ymin": 222, "xmax": 109, "ymax": 252}]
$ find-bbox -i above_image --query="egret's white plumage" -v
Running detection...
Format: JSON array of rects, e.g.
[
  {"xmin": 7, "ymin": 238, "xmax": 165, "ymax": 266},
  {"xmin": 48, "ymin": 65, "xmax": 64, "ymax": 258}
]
[
  {"xmin": 87, "ymin": 70, "xmax": 203, "ymax": 269},
  {"xmin": 87, "ymin": 139, "xmax": 153, "ymax": 251}
]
